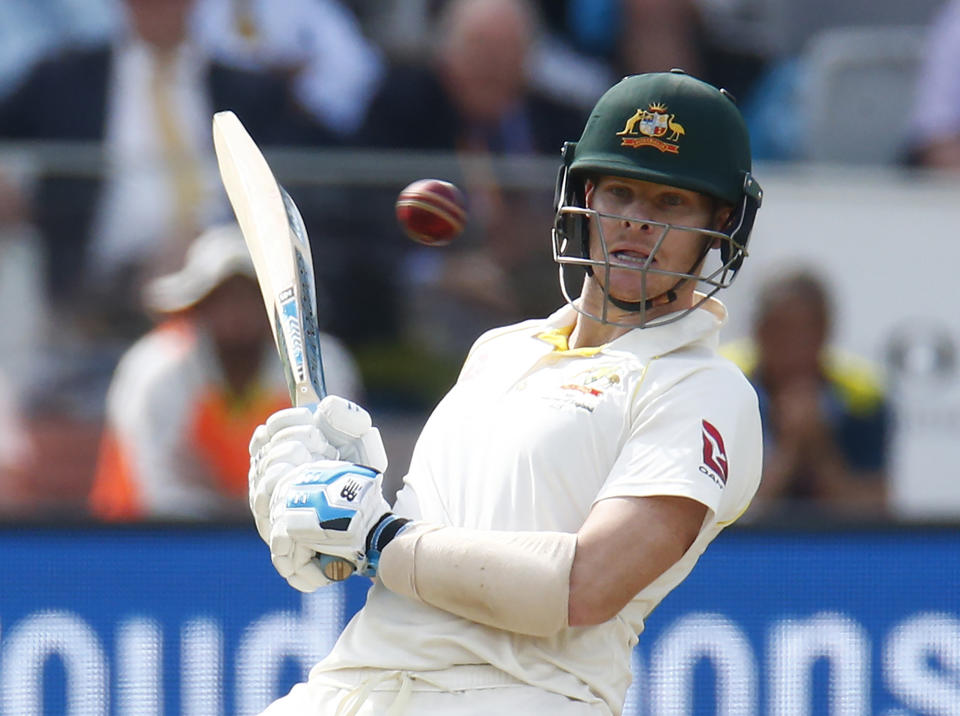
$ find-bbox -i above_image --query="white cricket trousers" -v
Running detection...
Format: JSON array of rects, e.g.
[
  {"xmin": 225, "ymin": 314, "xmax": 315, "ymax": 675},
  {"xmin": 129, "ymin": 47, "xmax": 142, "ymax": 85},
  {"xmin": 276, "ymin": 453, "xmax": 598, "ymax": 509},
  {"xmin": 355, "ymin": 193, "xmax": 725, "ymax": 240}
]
[{"xmin": 259, "ymin": 669, "xmax": 613, "ymax": 715}]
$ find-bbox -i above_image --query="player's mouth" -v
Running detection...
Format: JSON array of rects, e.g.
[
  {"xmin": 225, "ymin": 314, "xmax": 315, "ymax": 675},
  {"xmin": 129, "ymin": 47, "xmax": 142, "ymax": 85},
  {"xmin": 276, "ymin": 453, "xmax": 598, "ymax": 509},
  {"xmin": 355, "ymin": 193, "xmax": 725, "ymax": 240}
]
[{"xmin": 610, "ymin": 249, "xmax": 654, "ymax": 267}]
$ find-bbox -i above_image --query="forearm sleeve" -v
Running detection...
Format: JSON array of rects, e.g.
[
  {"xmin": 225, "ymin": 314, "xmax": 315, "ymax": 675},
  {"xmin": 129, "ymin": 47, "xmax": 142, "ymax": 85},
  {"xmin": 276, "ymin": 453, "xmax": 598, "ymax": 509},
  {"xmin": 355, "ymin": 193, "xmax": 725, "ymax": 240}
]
[{"xmin": 378, "ymin": 523, "xmax": 577, "ymax": 637}]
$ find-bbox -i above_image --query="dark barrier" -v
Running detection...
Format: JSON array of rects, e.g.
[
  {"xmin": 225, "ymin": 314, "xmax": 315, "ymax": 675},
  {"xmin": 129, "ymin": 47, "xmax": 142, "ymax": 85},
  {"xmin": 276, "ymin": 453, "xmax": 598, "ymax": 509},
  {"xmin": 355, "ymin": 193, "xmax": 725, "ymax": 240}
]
[{"xmin": 0, "ymin": 524, "xmax": 958, "ymax": 714}]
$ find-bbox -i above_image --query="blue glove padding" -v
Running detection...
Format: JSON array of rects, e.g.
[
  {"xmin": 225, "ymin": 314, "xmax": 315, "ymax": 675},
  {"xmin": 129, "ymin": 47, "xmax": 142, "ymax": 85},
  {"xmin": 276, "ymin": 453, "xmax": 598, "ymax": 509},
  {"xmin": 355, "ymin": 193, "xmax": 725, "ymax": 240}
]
[
  {"xmin": 268, "ymin": 460, "xmax": 409, "ymax": 577},
  {"xmin": 249, "ymin": 397, "xmax": 389, "ymax": 544}
]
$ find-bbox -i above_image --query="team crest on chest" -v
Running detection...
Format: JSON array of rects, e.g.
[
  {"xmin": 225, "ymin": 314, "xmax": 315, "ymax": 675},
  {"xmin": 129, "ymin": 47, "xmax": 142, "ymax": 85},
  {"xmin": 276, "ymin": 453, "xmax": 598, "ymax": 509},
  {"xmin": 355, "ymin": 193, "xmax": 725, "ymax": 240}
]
[
  {"xmin": 555, "ymin": 366, "xmax": 622, "ymax": 412},
  {"xmin": 616, "ymin": 103, "xmax": 685, "ymax": 154}
]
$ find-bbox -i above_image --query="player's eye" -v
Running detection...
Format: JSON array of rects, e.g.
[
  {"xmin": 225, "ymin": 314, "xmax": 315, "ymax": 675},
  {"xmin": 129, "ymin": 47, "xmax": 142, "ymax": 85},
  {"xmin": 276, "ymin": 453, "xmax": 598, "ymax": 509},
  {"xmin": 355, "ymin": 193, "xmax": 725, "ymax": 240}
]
[
  {"xmin": 659, "ymin": 193, "xmax": 686, "ymax": 208},
  {"xmin": 605, "ymin": 184, "xmax": 633, "ymax": 201}
]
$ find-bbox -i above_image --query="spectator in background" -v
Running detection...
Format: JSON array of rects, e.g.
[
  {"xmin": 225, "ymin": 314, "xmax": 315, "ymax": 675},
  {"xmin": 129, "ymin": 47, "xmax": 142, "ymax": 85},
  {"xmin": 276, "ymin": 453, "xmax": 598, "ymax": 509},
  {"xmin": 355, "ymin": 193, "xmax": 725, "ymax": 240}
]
[
  {"xmin": 190, "ymin": 0, "xmax": 384, "ymax": 139},
  {"xmin": 353, "ymin": 0, "xmax": 585, "ymax": 155},
  {"xmin": 0, "ymin": 0, "xmax": 118, "ymax": 97},
  {"xmin": 0, "ymin": 0, "xmax": 318, "ymax": 340},
  {"xmin": 0, "ymin": 369, "xmax": 34, "ymax": 515},
  {"xmin": 368, "ymin": 0, "xmax": 769, "ymax": 116},
  {"xmin": 615, "ymin": 0, "xmax": 703, "ymax": 78},
  {"xmin": 531, "ymin": 0, "xmax": 769, "ymax": 113},
  {"xmin": 909, "ymin": 0, "xmax": 960, "ymax": 169},
  {"xmin": 361, "ymin": 0, "xmax": 586, "ymax": 290},
  {"xmin": 722, "ymin": 270, "xmax": 891, "ymax": 522},
  {"xmin": 89, "ymin": 224, "xmax": 362, "ymax": 521}
]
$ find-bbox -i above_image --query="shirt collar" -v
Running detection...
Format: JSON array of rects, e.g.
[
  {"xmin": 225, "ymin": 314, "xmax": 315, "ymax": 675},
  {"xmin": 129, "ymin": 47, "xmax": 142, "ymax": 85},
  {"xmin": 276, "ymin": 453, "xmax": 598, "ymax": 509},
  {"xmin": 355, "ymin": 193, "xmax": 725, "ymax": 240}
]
[{"xmin": 535, "ymin": 294, "xmax": 728, "ymax": 360}]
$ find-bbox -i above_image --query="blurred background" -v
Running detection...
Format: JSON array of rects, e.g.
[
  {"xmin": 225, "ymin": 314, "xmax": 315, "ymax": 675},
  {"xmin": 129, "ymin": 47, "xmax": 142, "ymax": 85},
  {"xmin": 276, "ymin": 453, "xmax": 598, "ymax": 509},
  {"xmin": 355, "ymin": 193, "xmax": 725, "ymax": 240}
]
[{"xmin": 1, "ymin": 0, "xmax": 959, "ymax": 713}]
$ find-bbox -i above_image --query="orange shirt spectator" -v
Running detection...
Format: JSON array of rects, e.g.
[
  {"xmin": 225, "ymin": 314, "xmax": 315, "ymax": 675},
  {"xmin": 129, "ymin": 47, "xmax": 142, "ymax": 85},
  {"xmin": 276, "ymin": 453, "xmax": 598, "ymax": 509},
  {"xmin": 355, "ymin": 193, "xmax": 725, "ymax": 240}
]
[{"xmin": 90, "ymin": 224, "xmax": 361, "ymax": 520}]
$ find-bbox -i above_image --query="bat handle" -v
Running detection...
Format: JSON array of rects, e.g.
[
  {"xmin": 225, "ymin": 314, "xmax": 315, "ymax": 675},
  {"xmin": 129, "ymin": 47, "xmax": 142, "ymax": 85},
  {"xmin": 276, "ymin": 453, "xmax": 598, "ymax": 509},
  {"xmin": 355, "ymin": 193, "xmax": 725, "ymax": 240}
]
[
  {"xmin": 296, "ymin": 404, "xmax": 352, "ymax": 581},
  {"xmin": 316, "ymin": 554, "xmax": 356, "ymax": 582}
]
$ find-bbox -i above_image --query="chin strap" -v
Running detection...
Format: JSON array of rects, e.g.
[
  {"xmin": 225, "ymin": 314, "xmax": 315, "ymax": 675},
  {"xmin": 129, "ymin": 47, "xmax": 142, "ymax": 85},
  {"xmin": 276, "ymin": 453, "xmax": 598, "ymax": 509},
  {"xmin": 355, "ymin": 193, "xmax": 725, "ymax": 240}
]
[{"xmin": 608, "ymin": 288, "xmax": 678, "ymax": 312}]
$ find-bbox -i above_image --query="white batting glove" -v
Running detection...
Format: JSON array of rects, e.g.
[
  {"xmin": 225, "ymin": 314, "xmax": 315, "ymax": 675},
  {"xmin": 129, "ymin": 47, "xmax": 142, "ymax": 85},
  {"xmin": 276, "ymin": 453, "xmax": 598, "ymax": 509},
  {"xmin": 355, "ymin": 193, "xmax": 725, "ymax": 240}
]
[
  {"xmin": 248, "ymin": 397, "xmax": 388, "ymax": 542},
  {"xmin": 268, "ymin": 460, "xmax": 410, "ymax": 577},
  {"xmin": 268, "ymin": 522, "xmax": 335, "ymax": 593},
  {"xmin": 249, "ymin": 407, "xmax": 338, "ymax": 541},
  {"xmin": 313, "ymin": 396, "xmax": 388, "ymax": 473}
]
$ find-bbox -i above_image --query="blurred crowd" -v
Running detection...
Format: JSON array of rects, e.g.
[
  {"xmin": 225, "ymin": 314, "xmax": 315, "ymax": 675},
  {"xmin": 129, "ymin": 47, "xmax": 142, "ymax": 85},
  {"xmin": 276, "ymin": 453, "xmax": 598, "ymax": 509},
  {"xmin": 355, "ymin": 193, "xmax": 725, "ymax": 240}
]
[{"xmin": 0, "ymin": 0, "xmax": 957, "ymax": 523}]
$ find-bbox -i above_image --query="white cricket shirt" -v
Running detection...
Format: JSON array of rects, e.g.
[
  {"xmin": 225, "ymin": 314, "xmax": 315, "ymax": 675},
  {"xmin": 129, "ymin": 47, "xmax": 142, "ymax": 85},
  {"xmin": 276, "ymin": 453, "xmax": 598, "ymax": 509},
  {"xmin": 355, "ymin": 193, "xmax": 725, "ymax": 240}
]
[{"xmin": 314, "ymin": 297, "xmax": 762, "ymax": 714}]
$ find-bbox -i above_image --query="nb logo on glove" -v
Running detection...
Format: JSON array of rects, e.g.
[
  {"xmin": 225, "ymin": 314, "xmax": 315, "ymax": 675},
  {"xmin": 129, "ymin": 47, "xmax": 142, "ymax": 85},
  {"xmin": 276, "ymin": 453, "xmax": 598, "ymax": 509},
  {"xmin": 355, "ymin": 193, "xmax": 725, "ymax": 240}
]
[
  {"xmin": 340, "ymin": 480, "xmax": 361, "ymax": 502},
  {"xmin": 284, "ymin": 463, "xmax": 379, "ymax": 526}
]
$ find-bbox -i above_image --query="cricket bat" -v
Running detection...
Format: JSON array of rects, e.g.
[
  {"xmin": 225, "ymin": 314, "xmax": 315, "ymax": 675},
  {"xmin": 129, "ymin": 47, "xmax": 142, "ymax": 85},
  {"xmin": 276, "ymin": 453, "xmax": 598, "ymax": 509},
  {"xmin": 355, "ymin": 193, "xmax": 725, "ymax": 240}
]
[{"xmin": 212, "ymin": 110, "xmax": 354, "ymax": 582}]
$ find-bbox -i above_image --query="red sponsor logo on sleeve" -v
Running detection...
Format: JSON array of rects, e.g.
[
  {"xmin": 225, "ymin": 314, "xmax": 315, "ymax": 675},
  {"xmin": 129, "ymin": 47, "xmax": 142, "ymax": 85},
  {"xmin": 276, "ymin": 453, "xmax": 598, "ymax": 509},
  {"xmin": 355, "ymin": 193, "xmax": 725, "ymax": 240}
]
[{"xmin": 701, "ymin": 419, "xmax": 729, "ymax": 485}]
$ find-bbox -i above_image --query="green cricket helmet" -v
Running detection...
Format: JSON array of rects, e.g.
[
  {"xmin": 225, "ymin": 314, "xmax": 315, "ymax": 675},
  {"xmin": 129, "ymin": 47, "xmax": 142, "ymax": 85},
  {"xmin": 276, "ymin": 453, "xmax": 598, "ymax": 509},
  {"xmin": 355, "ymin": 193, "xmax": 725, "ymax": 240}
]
[{"xmin": 552, "ymin": 69, "xmax": 763, "ymax": 326}]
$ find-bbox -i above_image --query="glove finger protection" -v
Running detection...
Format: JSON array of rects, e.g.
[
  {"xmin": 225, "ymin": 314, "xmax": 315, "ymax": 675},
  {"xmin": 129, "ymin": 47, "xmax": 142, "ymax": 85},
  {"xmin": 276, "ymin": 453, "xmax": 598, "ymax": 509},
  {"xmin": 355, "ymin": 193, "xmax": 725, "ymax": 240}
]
[
  {"xmin": 250, "ymin": 438, "xmax": 327, "ymax": 541},
  {"xmin": 314, "ymin": 396, "xmax": 388, "ymax": 474},
  {"xmin": 249, "ymin": 407, "xmax": 312, "ymax": 456},
  {"xmin": 269, "ymin": 524, "xmax": 333, "ymax": 592},
  {"xmin": 251, "ymin": 408, "xmax": 338, "ymax": 464},
  {"xmin": 271, "ymin": 424, "xmax": 339, "ymax": 462},
  {"xmin": 249, "ymin": 408, "xmax": 339, "ymax": 541},
  {"xmin": 314, "ymin": 396, "xmax": 372, "ymax": 445},
  {"xmin": 285, "ymin": 567, "xmax": 331, "ymax": 593},
  {"xmin": 249, "ymin": 422, "xmax": 270, "ymax": 460},
  {"xmin": 256, "ymin": 433, "xmax": 316, "ymax": 475},
  {"xmin": 251, "ymin": 459, "xmax": 301, "ymax": 541},
  {"xmin": 342, "ymin": 428, "xmax": 388, "ymax": 476}
]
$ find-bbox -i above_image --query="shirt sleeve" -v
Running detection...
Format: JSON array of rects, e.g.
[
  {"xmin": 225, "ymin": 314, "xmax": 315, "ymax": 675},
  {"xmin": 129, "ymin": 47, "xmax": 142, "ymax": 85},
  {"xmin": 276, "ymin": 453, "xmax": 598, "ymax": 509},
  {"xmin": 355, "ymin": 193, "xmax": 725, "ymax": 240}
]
[{"xmin": 595, "ymin": 364, "xmax": 763, "ymax": 523}]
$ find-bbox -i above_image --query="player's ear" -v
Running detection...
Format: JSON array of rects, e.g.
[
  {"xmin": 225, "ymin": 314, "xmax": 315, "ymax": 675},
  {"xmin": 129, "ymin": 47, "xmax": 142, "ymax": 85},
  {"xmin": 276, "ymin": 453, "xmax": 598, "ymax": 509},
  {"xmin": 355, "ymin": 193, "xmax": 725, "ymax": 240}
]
[
  {"xmin": 713, "ymin": 203, "xmax": 734, "ymax": 232},
  {"xmin": 584, "ymin": 178, "xmax": 597, "ymax": 208}
]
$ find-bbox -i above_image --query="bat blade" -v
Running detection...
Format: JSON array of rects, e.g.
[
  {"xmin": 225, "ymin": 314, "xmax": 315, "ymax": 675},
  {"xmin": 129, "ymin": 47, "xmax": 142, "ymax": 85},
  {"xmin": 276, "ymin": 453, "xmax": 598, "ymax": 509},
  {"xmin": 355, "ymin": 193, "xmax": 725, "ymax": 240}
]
[
  {"xmin": 213, "ymin": 110, "xmax": 356, "ymax": 582},
  {"xmin": 212, "ymin": 110, "xmax": 325, "ymax": 407},
  {"xmin": 280, "ymin": 186, "xmax": 327, "ymax": 398}
]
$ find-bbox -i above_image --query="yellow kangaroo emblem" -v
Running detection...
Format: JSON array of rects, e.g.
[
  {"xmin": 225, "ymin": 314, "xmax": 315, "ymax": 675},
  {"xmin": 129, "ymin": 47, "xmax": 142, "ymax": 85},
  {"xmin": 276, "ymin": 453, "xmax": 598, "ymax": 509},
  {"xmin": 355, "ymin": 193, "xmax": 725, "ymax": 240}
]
[{"xmin": 616, "ymin": 109, "xmax": 644, "ymax": 136}]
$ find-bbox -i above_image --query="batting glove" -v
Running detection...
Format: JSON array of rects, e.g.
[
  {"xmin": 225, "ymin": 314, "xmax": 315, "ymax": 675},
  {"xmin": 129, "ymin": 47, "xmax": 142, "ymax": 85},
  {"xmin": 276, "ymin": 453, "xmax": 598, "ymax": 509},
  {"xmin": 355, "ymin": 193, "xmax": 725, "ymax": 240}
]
[
  {"xmin": 313, "ymin": 396, "xmax": 389, "ymax": 474},
  {"xmin": 249, "ymin": 407, "xmax": 337, "ymax": 541},
  {"xmin": 268, "ymin": 460, "xmax": 410, "ymax": 578},
  {"xmin": 268, "ymin": 521, "xmax": 337, "ymax": 592},
  {"xmin": 248, "ymin": 396, "xmax": 388, "ymax": 542}
]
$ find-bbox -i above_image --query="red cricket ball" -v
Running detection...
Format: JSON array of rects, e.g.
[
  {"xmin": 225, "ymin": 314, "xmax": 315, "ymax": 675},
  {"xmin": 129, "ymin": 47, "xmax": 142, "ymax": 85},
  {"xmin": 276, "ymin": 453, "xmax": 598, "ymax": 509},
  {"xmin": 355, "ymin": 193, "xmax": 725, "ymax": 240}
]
[{"xmin": 395, "ymin": 179, "xmax": 467, "ymax": 246}]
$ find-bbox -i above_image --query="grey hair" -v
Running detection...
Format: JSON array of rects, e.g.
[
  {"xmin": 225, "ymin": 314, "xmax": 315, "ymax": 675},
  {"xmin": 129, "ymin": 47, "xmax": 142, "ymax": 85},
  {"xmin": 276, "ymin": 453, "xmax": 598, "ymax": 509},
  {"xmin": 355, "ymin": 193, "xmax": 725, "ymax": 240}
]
[{"xmin": 430, "ymin": 0, "xmax": 543, "ymax": 58}]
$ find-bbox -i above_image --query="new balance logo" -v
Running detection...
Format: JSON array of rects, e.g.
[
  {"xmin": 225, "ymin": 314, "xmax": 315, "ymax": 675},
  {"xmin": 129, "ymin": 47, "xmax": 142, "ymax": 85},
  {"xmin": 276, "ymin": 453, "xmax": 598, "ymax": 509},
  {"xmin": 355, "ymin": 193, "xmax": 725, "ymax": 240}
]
[
  {"xmin": 339, "ymin": 480, "xmax": 361, "ymax": 502},
  {"xmin": 701, "ymin": 419, "xmax": 729, "ymax": 485}
]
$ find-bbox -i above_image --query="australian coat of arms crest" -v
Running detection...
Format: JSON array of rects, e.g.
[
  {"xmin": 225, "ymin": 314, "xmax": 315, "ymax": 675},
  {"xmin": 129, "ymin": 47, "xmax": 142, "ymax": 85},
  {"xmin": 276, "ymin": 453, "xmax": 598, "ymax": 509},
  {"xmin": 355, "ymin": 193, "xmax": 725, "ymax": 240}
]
[{"xmin": 616, "ymin": 103, "xmax": 685, "ymax": 154}]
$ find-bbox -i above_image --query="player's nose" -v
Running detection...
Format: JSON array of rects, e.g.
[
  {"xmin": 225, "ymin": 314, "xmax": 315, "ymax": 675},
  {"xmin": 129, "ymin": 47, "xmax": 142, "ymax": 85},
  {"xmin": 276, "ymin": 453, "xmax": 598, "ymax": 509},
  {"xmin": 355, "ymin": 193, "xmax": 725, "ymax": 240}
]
[{"xmin": 619, "ymin": 211, "xmax": 656, "ymax": 234}]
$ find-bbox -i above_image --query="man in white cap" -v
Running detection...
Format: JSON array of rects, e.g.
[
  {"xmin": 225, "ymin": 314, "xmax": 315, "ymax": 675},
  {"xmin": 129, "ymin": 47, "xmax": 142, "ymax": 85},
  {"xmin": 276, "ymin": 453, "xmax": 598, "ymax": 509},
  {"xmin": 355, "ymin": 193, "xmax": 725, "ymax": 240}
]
[{"xmin": 89, "ymin": 223, "xmax": 362, "ymax": 520}]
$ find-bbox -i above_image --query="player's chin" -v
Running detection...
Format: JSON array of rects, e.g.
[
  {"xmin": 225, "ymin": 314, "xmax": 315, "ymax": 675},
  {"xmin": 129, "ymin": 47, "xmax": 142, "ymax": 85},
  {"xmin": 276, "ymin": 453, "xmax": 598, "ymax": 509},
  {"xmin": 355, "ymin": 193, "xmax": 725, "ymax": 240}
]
[
  {"xmin": 607, "ymin": 279, "xmax": 680, "ymax": 310},
  {"xmin": 604, "ymin": 273, "xmax": 660, "ymax": 303}
]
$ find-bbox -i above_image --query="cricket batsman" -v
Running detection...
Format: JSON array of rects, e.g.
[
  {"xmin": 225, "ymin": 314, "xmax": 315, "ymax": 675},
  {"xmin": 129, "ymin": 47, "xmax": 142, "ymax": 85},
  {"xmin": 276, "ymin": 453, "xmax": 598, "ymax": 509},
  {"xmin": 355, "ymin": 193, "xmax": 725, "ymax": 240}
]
[{"xmin": 248, "ymin": 69, "xmax": 764, "ymax": 714}]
